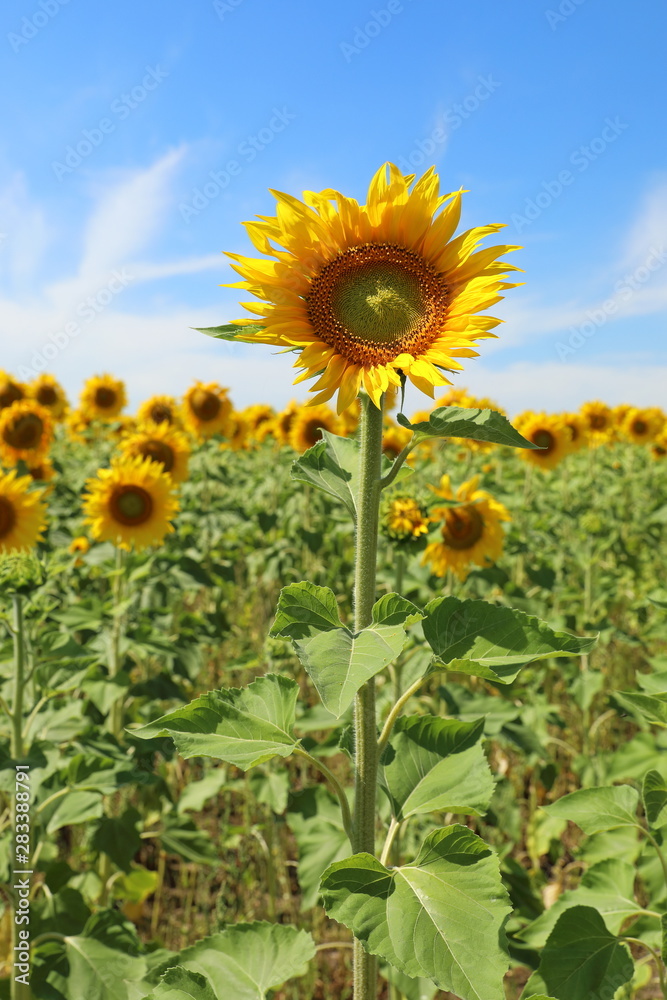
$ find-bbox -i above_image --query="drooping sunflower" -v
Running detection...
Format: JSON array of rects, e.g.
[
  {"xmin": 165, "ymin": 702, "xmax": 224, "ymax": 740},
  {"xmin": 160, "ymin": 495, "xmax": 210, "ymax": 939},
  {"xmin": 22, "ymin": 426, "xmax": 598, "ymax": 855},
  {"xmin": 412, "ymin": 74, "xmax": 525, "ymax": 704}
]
[
  {"xmin": 119, "ymin": 423, "xmax": 191, "ymax": 483},
  {"xmin": 28, "ymin": 374, "xmax": 68, "ymax": 421},
  {"xmin": 580, "ymin": 400, "xmax": 613, "ymax": 446},
  {"xmin": 224, "ymin": 164, "xmax": 521, "ymax": 412},
  {"xmin": 422, "ymin": 474, "xmax": 510, "ymax": 580},
  {"xmin": 182, "ymin": 382, "xmax": 233, "ymax": 439},
  {"xmin": 0, "ymin": 400, "xmax": 54, "ymax": 466},
  {"xmin": 0, "ymin": 372, "xmax": 26, "ymax": 411},
  {"xmin": 381, "ymin": 494, "xmax": 429, "ymax": 543},
  {"xmin": 289, "ymin": 404, "xmax": 341, "ymax": 452},
  {"xmin": 514, "ymin": 412, "xmax": 571, "ymax": 471},
  {"xmin": 82, "ymin": 456, "xmax": 180, "ymax": 551},
  {"xmin": 621, "ymin": 406, "xmax": 663, "ymax": 445},
  {"xmin": 136, "ymin": 394, "xmax": 181, "ymax": 428},
  {"xmin": 0, "ymin": 469, "xmax": 47, "ymax": 554},
  {"xmin": 80, "ymin": 374, "xmax": 127, "ymax": 421}
]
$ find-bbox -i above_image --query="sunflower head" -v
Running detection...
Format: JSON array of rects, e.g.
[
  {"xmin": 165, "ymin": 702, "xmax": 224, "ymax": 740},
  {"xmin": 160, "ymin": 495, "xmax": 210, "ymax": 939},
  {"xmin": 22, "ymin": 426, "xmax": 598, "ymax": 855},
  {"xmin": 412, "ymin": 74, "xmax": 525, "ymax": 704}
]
[
  {"xmin": 289, "ymin": 404, "xmax": 341, "ymax": 452},
  {"xmin": 182, "ymin": 382, "xmax": 233, "ymax": 439},
  {"xmin": 79, "ymin": 374, "xmax": 127, "ymax": 421},
  {"xmin": 0, "ymin": 372, "xmax": 26, "ymax": 411},
  {"xmin": 82, "ymin": 455, "xmax": 180, "ymax": 551},
  {"xmin": 381, "ymin": 494, "xmax": 429, "ymax": 543},
  {"xmin": 0, "ymin": 469, "xmax": 47, "ymax": 554},
  {"xmin": 29, "ymin": 374, "xmax": 68, "ymax": 420},
  {"xmin": 621, "ymin": 406, "xmax": 663, "ymax": 444},
  {"xmin": 136, "ymin": 394, "xmax": 180, "ymax": 428},
  {"xmin": 514, "ymin": 411, "xmax": 571, "ymax": 470},
  {"xmin": 69, "ymin": 535, "xmax": 90, "ymax": 555},
  {"xmin": 273, "ymin": 401, "xmax": 301, "ymax": 445},
  {"xmin": 0, "ymin": 400, "xmax": 54, "ymax": 465},
  {"xmin": 580, "ymin": 400, "xmax": 613, "ymax": 445},
  {"xmin": 224, "ymin": 164, "xmax": 521, "ymax": 412},
  {"xmin": 120, "ymin": 422, "xmax": 191, "ymax": 483}
]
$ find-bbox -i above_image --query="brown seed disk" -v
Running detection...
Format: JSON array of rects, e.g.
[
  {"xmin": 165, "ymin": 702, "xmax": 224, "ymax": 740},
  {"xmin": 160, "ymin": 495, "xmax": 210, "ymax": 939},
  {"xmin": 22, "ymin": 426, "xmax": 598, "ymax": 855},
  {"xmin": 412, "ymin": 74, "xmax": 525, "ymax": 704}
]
[
  {"xmin": 442, "ymin": 506, "xmax": 484, "ymax": 550},
  {"xmin": 110, "ymin": 485, "xmax": 154, "ymax": 526}
]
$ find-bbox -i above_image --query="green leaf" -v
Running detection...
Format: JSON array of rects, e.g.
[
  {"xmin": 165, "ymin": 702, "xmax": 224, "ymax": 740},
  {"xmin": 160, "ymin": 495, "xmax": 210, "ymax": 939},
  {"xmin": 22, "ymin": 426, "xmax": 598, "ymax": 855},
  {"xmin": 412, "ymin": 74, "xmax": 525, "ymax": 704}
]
[
  {"xmin": 320, "ymin": 825, "xmax": 511, "ymax": 1000},
  {"xmin": 193, "ymin": 322, "xmax": 264, "ymax": 341},
  {"xmin": 270, "ymin": 582, "xmax": 343, "ymax": 640},
  {"xmin": 381, "ymin": 965, "xmax": 439, "ymax": 1000},
  {"xmin": 648, "ymin": 590, "xmax": 667, "ymax": 610},
  {"xmin": 151, "ymin": 921, "xmax": 315, "ymax": 1000},
  {"xmin": 543, "ymin": 785, "xmax": 640, "ymax": 835},
  {"xmin": 423, "ymin": 597, "xmax": 595, "ymax": 683},
  {"xmin": 642, "ymin": 769, "xmax": 667, "ymax": 826},
  {"xmin": 371, "ymin": 592, "xmax": 423, "ymax": 627},
  {"xmin": 114, "ymin": 867, "xmax": 159, "ymax": 905},
  {"xmin": 130, "ymin": 674, "xmax": 300, "ymax": 769},
  {"xmin": 615, "ymin": 690, "xmax": 667, "ymax": 727},
  {"xmin": 64, "ymin": 935, "xmax": 148, "ymax": 1000},
  {"xmin": 147, "ymin": 967, "xmax": 217, "ymax": 1000},
  {"xmin": 177, "ymin": 769, "xmax": 228, "ymax": 813},
  {"xmin": 45, "ymin": 790, "xmax": 104, "ymax": 834},
  {"xmin": 518, "ymin": 859, "xmax": 641, "ymax": 947},
  {"xmin": 380, "ymin": 715, "xmax": 494, "ymax": 820},
  {"xmin": 527, "ymin": 905, "xmax": 634, "ymax": 1000},
  {"xmin": 397, "ymin": 405, "xmax": 537, "ymax": 449},
  {"xmin": 662, "ymin": 913, "xmax": 667, "ymax": 964}
]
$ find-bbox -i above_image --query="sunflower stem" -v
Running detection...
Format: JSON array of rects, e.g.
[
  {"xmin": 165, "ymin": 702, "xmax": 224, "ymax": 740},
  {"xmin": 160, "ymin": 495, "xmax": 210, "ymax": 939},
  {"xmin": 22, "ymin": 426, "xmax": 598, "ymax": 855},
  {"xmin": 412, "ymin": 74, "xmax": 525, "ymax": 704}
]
[{"xmin": 352, "ymin": 392, "xmax": 384, "ymax": 1000}]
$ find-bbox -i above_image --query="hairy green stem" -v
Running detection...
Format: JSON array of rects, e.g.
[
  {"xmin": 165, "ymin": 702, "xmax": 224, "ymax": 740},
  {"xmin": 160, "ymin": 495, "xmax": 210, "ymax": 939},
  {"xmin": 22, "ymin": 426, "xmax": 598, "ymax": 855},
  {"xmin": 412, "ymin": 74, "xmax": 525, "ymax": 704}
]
[{"xmin": 352, "ymin": 392, "xmax": 384, "ymax": 1000}]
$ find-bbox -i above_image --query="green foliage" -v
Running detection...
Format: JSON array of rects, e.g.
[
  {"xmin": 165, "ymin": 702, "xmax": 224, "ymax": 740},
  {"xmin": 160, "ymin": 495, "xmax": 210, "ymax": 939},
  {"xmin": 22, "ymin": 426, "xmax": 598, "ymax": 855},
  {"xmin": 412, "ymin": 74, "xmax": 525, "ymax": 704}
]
[{"xmin": 397, "ymin": 405, "xmax": 537, "ymax": 448}]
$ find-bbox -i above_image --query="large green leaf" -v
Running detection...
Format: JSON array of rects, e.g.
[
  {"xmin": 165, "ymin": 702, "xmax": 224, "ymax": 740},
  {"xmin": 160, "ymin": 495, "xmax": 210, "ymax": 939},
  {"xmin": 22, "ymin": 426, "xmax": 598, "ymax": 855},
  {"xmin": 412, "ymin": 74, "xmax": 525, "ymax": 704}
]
[
  {"xmin": 272, "ymin": 585, "xmax": 419, "ymax": 717},
  {"xmin": 130, "ymin": 674, "xmax": 300, "ymax": 769},
  {"xmin": 397, "ymin": 405, "xmax": 537, "ymax": 449},
  {"xmin": 320, "ymin": 825, "xmax": 511, "ymax": 1000},
  {"xmin": 615, "ymin": 690, "xmax": 667, "ymax": 727},
  {"xmin": 150, "ymin": 922, "xmax": 315, "ymax": 1000},
  {"xmin": 543, "ymin": 785, "xmax": 640, "ymax": 835},
  {"xmin": 523, "ymin": 906, "xmax": 634, "ymax": 1000},
  {"xmin": 423, "ymin": 597, "xmax": 595, "ymax": 684},
  {"xmin": 64, "ymin": 935, "xmax": 148, "ymax": 1000},
  {"xmin": 44, "ymin": 790, "xmax": 104, "ymax": 834},
  {"xmin": 144, "ymin": 967, "xmax": 216, "ymax": 999},
  {"xmin": 194, "ymin": 322, "xmax": 264, "ymax": 341},
  {"xmin": 518, "ymin": 859, "xmax": 641, "ymax": 947},
  {"xmin": 642, "ymin": 769, "xmax": 667, "ymax": 827},
  {"xmin": 380, "ymin": 715, "xmax": 493, "ymax": 820}
]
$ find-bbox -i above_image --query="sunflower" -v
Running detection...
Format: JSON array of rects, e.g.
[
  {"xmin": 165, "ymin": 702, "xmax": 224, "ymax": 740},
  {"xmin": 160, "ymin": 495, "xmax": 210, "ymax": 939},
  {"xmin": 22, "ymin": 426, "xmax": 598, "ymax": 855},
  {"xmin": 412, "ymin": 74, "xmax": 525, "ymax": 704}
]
[
  {"xmin": 289, "ymin": 404, "xmax": 341, "ymax": 452},
  {"xmin": 514, "ymin": 412, "xmax": 571, "ymax": 471},
  {"xmin": 224, "ymin": 164, "xmax": 520, "ymax": 412},
  {"xmin": 28, "ymin": 374, "xmax": 68, "ymax": 420},
  {"xmin": 273, "ymin": 400, "xmax": 301, "ymax": 445},
  {"xmin": 382, "ymin": 422, "xmax": 412, "ymax": 460},
  {"xmin": 136, "ymin": 395, "xmax": 180, "ymax": 428},
  {"xmin": 182, "ymin": 382, "xmax": 233, "ymax": 439},
  {"xmin": 422, "ymin": 474, "xmax": 510, "ymax": 580},
  {"xmin": 27, "ymin": 458, "xmax": 56, "ymax": 484},
  {"xmin": 82, "ymin": 456, "xmax": 180, "ymax": 551},
  {"xmin": 0, "ymin": 470, "xmax": 47, "ymax": 554},
  {"xmin": 381, "ymin": 494, "xmax": 429, "ymax": 543},
  {"xmin": 0, "ymin": 400, "xmax": 54, "ymax": 466},
  {"xmin": 339, "ymin": 399, "xmax": 360, "ymax": 435},
  {"xmin": 651, "ymin": 429, "xmax": 667, "ymax": 460},
  {"xmin": 119, "ymin": 423, "xmax": 191, "ymax": 483},
  {"xmin": 0, "ymin": 372, "xmax": 26, "ymax": 411},
  {"xmin": 65, "ymin": 408, "xmax": 94, "ymax": 442},
  {"xmin": 79, "ymin": 374, "xmax": 127, "ymax": 421},
  {"xmin": 621, "ymin": 406, "xmax": 663, "ymax": 445},
  {"xmin": 240, "ymin": 404, "xmax": 276, "ymax": 444},
  {"xmin": 580, "ymin": 401, "xmax": 613, "ymax": 446},
  {"xmin": 562, "ymin": 412, "xmax": 588, "ymax": 452},
  {"xmin": 68, "ymin": 535, "xmax": 90, "ymax": 555}
]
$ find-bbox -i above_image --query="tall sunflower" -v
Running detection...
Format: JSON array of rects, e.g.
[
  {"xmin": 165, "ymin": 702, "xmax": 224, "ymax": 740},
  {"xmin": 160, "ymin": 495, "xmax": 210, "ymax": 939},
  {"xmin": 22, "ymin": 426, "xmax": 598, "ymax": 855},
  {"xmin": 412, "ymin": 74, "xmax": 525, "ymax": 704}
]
[
  {"xmin": 0, "ymin": 372, "xmax": 26, "ymax": 411},
  {"xmin": 28, "ymin": 374, "xmax": 68, "ymax": 420},
  {"xmin": 289, "ymin": 404, "xmax": 341, "ymax": 452},
  {"xmin": 136, "ymin": 394, "xmax": 180, "ymax": 428},
  {"xmin": 0, "ymin": 470, "xmax": 47, "ymax": 554},
  {"xmin": 0, "ymin": 400, "xmax": 54, "ymax": 466},
  {"xmin": 223, "ymin": 164, "xmax": 521, "ymax": 412},
  {"xmin": 80, "ymin": 374, "xmax": 127, "ymax": 421},
  {"xmin": 182, "ymin": 382, "xmax": 233, "ymax": 439},
  {"xmin": 82, "ymin": 456, "xmax": 180, "ymax": 551},
  {"xmin": 422, "ymin": 474, "xmax": 510, "ymax": 580},
  {"xmin": 514, "ymin": 412, "xmax": 571, "ymax": 471},
  {"xmin": 120, "ymin": 423, "xmax": 191, "ymax": 483}
]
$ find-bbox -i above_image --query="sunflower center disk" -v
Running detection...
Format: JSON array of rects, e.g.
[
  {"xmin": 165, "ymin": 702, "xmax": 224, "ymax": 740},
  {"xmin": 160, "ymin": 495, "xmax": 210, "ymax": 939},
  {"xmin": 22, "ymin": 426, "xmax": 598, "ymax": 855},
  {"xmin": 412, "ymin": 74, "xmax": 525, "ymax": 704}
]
[
  {"xmin": 37, "ymin": 387, "xmax": 58, "ymax": 406},
  {"xmin": 4, "ymin": 414, "xmax": 44, "ymax": 450},
  {"xmin": 443, "ymin": 506, "xmax": 484, "ymax": 550},
  {"xmin": 0, "ymin": 386, "xmax": 23, "ymax": 409},
  {"xmin": 191, "ymin": 390, "xmax": 221, "ymax": 421},
  {"xmin": 307, "ymin": 244, "xmax": 449, "ymax": 365},
  {"xmin": 140, "ymin": 441, "xmax": 175, "ymax": 473},
  {"xmin": 533, "ymin": 429, "xmax": 555, "ymax": 454},
  {"xmin": 0, "ymin": 497, "xmax": 16, "ymax": 539},
  {"xmin": 151, "ymin": 405, "xmax": 172, "ymax": 424},
  {"xmin": 111, "ymin": 486, "xmax": 154, "ymax": 526},
  {"xmin": 95, "ymin": 388, "xmax": 117, "ymax": 409}
]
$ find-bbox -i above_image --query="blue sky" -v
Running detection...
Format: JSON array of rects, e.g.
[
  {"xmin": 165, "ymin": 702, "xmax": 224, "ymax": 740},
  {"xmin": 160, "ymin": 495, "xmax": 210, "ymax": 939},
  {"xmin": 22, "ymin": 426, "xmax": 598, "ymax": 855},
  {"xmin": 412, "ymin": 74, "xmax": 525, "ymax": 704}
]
[{"xmin": 1, "ymin": 0, "xmax": 666, "ymax": 415}]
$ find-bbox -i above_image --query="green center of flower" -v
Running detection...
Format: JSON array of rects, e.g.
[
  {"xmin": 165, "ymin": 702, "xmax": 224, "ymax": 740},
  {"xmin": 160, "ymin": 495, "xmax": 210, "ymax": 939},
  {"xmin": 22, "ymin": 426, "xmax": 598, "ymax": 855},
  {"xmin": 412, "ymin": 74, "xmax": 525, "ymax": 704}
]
[
  {"xmin": 4, "ymin": 413, "xmax": 44, "ymax": 451},
  {"xmin": 0, "ymin": 497, "xmax": 16, "ymax": 539},
  {"xmin": 111, "ymin": 486, "xmax": 153, "ymax": 526},
  {"xmin": 307, "ymin": 243, "xmax": 449, "ymax": 365},
  {"xmin": 442, "ymin": 505, "xmax": 484, "ymax": 550}
]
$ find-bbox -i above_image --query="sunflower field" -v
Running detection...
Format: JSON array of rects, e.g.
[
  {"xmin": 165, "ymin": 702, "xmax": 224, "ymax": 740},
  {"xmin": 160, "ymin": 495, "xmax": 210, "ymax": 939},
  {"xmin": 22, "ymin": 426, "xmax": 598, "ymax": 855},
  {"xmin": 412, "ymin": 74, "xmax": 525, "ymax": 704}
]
[{"xmin": 2, "ymin": 168, "xmax": 667, "ymax": 1000}]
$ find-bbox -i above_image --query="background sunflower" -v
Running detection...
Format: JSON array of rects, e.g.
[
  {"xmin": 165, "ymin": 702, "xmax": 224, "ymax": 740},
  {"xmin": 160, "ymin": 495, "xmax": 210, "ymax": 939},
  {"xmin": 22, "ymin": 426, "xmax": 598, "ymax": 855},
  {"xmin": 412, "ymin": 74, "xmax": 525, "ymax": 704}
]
[{"xmin": 0, "ymin": 469, "xmax": 47, "ymax": 553}]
